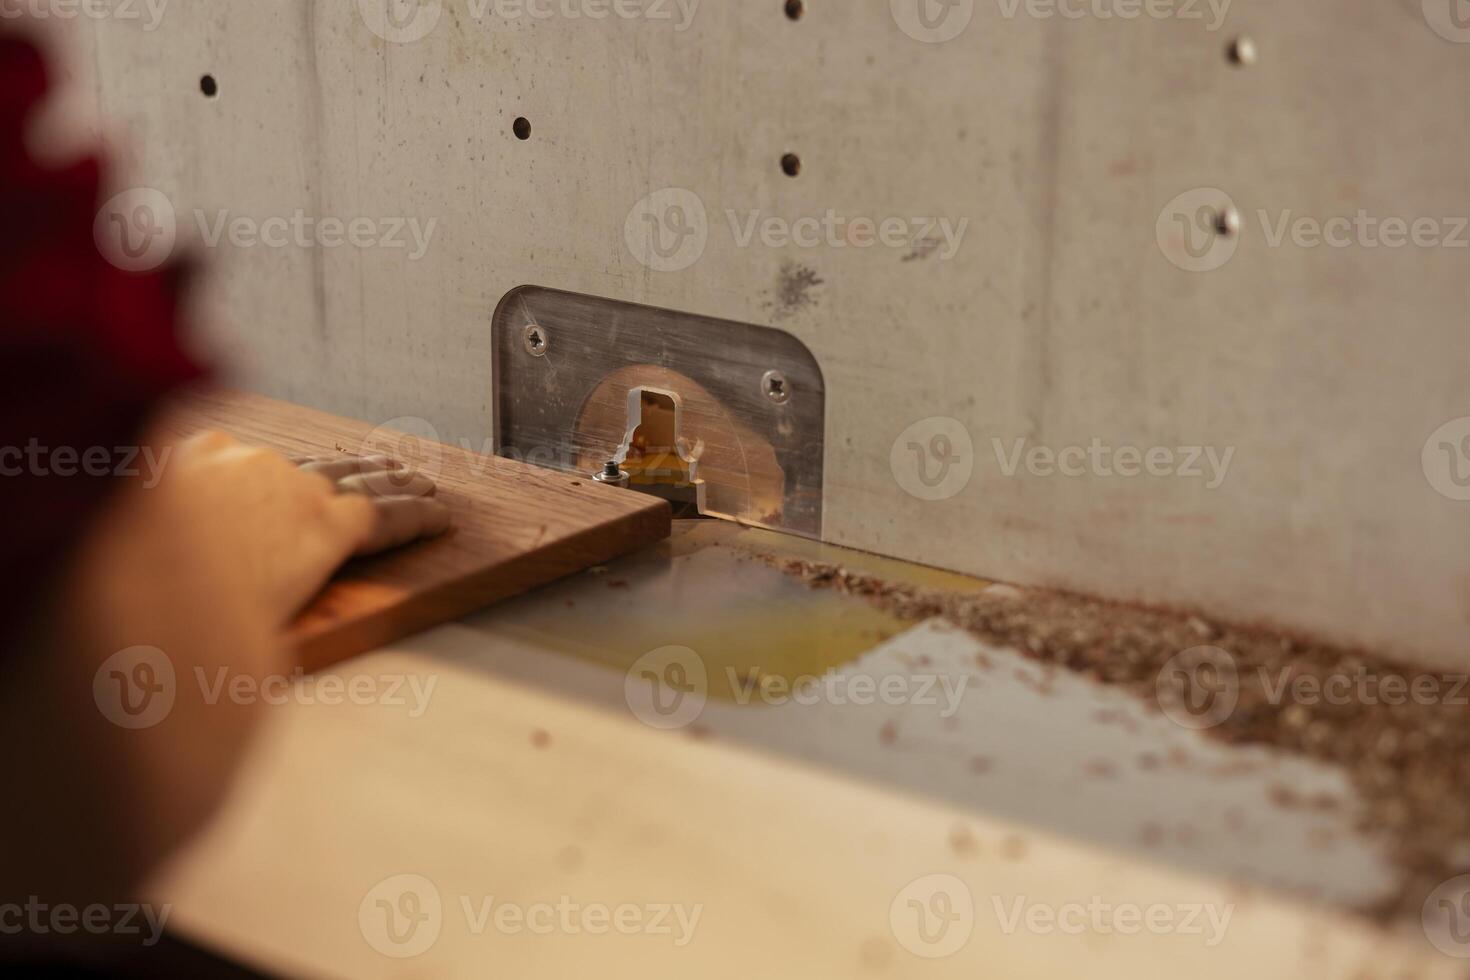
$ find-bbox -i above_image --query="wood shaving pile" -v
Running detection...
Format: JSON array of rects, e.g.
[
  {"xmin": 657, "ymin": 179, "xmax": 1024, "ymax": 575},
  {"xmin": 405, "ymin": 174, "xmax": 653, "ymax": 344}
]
[{"xmin": 771, "ymin": 557, "xmax": 1470, "ymax": 927}]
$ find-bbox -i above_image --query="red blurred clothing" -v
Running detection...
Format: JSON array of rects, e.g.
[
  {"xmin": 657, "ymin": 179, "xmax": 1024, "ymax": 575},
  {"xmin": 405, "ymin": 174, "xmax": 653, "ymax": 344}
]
[{"xmin": 0, "ymin": 34, "xmax": 204, "ymax": 639}]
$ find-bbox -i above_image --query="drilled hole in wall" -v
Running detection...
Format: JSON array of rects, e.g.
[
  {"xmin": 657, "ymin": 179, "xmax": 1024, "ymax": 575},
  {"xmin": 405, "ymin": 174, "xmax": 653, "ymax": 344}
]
[
  {"xmin": 200, "ymin": 74, "xmax": 218, "ymax": 98},
  {"xmin": 513, "ymin": 117, "xmax": 532, "ymax": 140},
  {"xmin": 785, "ymin": 0, "xmax": 805, "ymax": 20},
  {"xmin": 781, "ymin": 152, "xmax": 802, "ymax": 177}
]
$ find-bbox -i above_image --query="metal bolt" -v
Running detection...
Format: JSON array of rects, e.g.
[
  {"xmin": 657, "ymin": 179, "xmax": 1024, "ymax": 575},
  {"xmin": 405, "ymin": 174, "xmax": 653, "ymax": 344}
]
[
  {"xmin": 592, "ymin": 460, "xmax": 629, "ymax": 488},
  {"xmin": 1227, "ymin": 36, "xmax": 1257, "ymax": 67},
  {"xmin": 762, "ymin": 370, "xmax": 791, "ymax": 405},
  {"xmin": 1214, "ymin": 205, "xmax": 1242, "ymax": 238},
  {"xmin": 523, "ymin": 324, "xmax": 549, "ymax": 357}
]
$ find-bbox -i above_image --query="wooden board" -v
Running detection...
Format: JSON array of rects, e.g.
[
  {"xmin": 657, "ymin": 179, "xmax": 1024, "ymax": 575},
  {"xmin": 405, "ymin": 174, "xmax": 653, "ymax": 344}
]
[{"xmin": 160, "ymin": 389, "xmax": 671, "ymax": 669}]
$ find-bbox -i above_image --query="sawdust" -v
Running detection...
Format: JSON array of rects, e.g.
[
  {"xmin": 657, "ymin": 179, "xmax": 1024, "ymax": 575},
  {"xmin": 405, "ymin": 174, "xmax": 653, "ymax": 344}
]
[{"xmin": 768, "ymin": 556, "xmax": 1470, "ymax": 927}]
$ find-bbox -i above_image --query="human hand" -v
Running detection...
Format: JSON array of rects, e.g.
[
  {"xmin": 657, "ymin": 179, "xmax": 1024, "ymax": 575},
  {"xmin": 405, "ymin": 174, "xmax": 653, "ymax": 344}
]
[{"xmin": 293, "ymin": 453, "xmax": 452, "ymax": 558}]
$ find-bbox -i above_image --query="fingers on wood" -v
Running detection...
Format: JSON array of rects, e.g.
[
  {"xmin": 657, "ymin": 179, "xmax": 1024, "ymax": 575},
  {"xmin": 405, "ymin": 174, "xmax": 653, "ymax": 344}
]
[
  {"xmin": 355, "ymin": 497, "xmax": 452, "ymax": 557},
  {"xmin": 337, "ymin": 469, "xmax": 437, "ymax": 500}
]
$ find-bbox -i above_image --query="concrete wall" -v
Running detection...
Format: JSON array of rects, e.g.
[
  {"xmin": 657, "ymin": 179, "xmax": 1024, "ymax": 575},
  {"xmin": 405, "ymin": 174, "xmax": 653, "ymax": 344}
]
[{"xmin": 42, "ymin": 0, "xmax": 1470, "ymax": 667}]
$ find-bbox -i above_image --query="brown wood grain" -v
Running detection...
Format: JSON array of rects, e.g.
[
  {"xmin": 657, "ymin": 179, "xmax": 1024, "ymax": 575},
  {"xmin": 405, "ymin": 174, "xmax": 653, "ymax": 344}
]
[{"xmin": 160, "ymin": 388, "xmax": 671, "ymax": 669}]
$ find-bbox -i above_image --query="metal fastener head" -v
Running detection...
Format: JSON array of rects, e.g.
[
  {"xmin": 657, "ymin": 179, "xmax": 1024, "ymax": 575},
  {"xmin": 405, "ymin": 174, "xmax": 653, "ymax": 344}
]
[
  {"xmin": 762, "ymin": 370, "xmax": 791, "ymax": 405},
  {"xmin": 523, "ymin": 324, "xmax": 549, "ymax": 357},
  {"xmin": 1214, "ymin": 206, "xmax": 1242, "ymax": 238},
  {"xmin": 1228, "ymin": 36, "xmax": 1257, "ymax": 67},
  {"xmin": 592, "ymin": 460, "xmax": 630, "ymax": 488}
]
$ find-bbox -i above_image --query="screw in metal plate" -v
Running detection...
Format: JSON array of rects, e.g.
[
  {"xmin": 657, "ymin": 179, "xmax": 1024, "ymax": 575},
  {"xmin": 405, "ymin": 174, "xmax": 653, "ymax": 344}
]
[
  {"xmin": 762, "ymin": 370, "xmax": 791, "ymax": 405},
  {"xmin": 592, "ymin": 460, "xmax": 630, "ymax": 488},
  {"xmin": 523, "ymin": 324, "xmax": 549, "ymax": 357}
]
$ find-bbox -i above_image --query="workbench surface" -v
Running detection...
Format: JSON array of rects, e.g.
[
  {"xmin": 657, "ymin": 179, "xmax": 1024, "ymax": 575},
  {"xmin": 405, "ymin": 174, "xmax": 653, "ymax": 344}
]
[{"xmin": 150, "ymin": 523, "xmax": 1450, "ymax": 978}]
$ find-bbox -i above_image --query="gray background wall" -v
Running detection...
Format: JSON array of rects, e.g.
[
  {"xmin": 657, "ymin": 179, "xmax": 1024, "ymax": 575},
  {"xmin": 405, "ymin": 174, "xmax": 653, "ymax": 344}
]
[{"xmin": 40, "ymin": 0, "xmax": 1470, "ymax": 667}]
